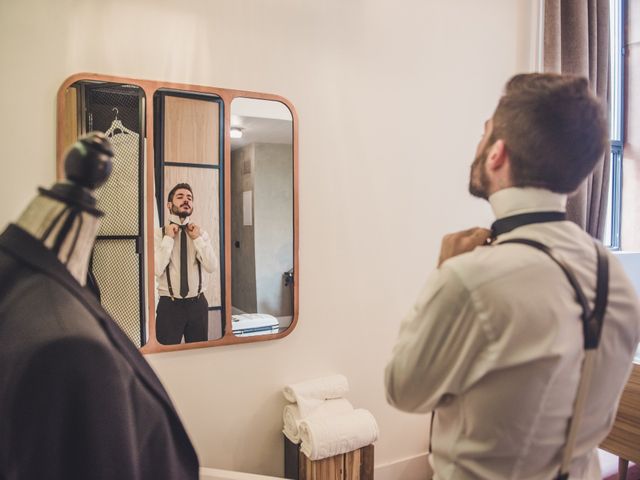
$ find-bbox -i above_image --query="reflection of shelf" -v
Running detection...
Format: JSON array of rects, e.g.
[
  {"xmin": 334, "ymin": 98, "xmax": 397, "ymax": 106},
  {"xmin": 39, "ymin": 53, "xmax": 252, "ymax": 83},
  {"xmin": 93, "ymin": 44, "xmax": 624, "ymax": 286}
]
[{"xmin": 232, "ymin": 313, "xmax": 280, "ymax": 337}]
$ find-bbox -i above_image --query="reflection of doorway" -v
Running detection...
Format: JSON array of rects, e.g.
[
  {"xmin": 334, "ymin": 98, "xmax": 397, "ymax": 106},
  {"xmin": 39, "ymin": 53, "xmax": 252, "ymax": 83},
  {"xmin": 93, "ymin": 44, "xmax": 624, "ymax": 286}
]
[
  {"xmin": 230, "ymin": 140, "xmax": 294, "ymax": 324},
  {"xmin": 153, "ymin": 90, "xmax": 225, "ymax": 341},
  {"xmin": 73, "ymin": 81, "xmax": 147, "ymax": 347}
]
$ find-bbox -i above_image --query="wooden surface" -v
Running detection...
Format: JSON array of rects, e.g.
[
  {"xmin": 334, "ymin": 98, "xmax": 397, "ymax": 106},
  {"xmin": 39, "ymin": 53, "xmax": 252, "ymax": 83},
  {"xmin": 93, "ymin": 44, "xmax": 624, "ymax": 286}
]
[
  {"xmin": 600, "ymin": 363, "xmax": 640, "ymax": 464},
  {"xmin": 302, "ymin": 453, "xmax": 343, "ymax": 480},
  {"xmin": 286, "ymin": 436, "xmax": 374, "ymax": 480},
  {"xmin": 359, "ymin": 444, "xmax": 374, "ymax": 479},
  {"xmin": 163, "ymin": 96, "xmax": 219, "ymax": 165},
  {"xmin": 344, "ymin": 449, "xmax": 361, "ymax": 480},
  {"xmin": 56, "ymin": 72, "xmax": 299, "ymax": 354},
  {"xmin": 58, "ymin": 86, "xmax": 78, "ymax": 179}
]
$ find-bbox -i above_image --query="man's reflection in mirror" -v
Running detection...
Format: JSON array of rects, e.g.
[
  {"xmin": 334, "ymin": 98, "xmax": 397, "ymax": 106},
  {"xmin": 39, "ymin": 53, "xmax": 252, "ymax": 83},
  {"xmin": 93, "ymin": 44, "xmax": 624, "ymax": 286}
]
[{"xmin": 154, "ymin": 183, "xmax": 216, "ymax": 344}]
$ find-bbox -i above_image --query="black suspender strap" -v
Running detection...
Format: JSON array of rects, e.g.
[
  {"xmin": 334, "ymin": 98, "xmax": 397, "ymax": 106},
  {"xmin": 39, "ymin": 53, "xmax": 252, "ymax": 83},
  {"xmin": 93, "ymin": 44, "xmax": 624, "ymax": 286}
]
[
  {"xmin": 162, "ymin": 226, "xmax": 175, "ymax": 300},
  {"xmin": 162, "ymin": 225, "xmax": 203, "ymax": 299},
  {"xmin": 499, "ymin": 239, "xmax": 609, "ymax": 350},
  {"xmin": 498, "ymin": 238, "xmax": 609, "ymax": 480}
]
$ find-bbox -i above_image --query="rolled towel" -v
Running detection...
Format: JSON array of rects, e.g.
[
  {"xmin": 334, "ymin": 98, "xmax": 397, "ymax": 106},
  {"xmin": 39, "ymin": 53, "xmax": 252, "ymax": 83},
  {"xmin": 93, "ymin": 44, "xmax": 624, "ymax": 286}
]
[
  {"xmin": 299, "ymin": 409, "xmax": 379, "ymax": 461},
  {"xmin": 283, "ymin": 399, "xmax": 354, "ymax": 444},
  {"xmin": 283, "ymin": 375, "xmax": 349, "ymax": 418}
]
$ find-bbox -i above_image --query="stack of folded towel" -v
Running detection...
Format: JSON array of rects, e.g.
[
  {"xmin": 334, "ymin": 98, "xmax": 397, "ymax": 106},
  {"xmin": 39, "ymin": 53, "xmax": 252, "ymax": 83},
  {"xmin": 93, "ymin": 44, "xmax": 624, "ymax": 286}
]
[{"xmin": 282, "ymin": 374, "xmax": 379, "ymax": 461}]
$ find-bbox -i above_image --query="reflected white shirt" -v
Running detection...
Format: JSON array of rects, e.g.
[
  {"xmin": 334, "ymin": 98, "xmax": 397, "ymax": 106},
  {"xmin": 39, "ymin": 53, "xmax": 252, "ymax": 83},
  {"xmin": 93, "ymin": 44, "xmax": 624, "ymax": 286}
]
[
  {"xmin": 154, "ymin": 214, "xmax": 217, "ymax": 299},
  {"xmin": 385, "ymin": 187, "xmax": 640, "ymax": 480}
]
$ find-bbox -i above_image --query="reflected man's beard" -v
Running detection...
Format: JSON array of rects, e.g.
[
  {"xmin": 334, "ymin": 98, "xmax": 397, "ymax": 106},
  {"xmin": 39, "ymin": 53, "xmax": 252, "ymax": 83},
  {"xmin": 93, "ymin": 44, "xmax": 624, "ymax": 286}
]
[
  {"xmin": 468, "ymin": 149, "xmax": 491, "ymax": 200},
  {"xmin": 171, "ymin": 203, "xmax": 192, "ymax": 219}
]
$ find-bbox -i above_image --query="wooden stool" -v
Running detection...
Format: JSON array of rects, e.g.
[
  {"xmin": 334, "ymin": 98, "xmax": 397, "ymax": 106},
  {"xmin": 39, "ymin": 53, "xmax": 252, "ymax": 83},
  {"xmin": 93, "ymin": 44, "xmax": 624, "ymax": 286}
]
[
  {"xmin": 600, "ymin": 364, "xmax": 640, "ymax": 480},
  {"xmin": 284, "ymin": 436, "xmax": 374, "ymax": 480}
]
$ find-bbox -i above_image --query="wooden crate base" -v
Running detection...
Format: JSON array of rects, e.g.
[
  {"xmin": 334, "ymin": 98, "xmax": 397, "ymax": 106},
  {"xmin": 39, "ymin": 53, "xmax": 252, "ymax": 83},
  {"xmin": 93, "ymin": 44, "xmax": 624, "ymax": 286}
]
[{"xmin": 284, "ymin": 436, "xmax": 374, "ymax": 480}]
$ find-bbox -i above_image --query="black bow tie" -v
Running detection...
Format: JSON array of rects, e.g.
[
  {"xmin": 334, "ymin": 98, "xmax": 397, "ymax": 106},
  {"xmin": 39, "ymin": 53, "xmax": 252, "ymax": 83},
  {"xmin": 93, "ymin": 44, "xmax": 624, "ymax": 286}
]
[
  {"xmin": 171, "ymin": 222, "xmax": 189, "ymax": 230},
  {"xmin": 491, "ymin": 211, "xmax": 567, "ymax": 238}
]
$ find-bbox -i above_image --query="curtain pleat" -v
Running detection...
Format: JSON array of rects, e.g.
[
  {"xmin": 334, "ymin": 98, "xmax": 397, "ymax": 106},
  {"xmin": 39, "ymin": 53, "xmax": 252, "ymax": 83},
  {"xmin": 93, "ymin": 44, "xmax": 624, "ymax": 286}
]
[{"xmin": 543, "ymin": 0, "xmax": 610, "ymax": 239}]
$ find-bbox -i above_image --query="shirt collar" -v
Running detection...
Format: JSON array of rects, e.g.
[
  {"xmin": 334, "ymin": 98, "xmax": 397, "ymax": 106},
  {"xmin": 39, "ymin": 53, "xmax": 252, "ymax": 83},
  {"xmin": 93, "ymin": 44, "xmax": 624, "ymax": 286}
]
[
  {"xmin": 488, "ymin": 187, "xmax": 567, "ymax": 220},
  {"xmin": 168, "ymin": 213, "xmax": 190, "ymax": 225}
]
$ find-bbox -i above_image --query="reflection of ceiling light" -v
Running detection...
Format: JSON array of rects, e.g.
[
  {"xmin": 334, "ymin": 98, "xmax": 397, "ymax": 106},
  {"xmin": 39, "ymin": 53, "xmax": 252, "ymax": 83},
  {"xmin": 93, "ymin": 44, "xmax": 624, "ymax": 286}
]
[{"xmin": 230, "ymin": 127, "xmax": 243, "ymax": 139}]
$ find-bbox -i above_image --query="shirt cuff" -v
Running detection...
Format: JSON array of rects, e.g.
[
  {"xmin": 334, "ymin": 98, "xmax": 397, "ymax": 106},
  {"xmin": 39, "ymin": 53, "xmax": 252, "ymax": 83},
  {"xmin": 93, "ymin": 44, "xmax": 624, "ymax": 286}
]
[
  {"xmin": 161, "ymin": 235, "xmax": 175, "ymax": 248},
  {"xmin": 193, "ymin": 236, "xmax": 206, "ymax": 249}
]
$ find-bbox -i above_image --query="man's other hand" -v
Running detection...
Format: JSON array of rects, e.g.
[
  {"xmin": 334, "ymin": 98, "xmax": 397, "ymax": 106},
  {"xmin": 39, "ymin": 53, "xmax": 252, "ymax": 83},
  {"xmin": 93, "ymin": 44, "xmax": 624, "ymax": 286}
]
[
  {"xmin": 187, "ymin": 223, "xmax": 201, "ymax": 239},
  {"xmin": 438, "ymin": 227, "xmax": 491, "ymax": 267},
  {"xmin": 165, "ymin": 224, "xmax": 179, "ymax": 239}
]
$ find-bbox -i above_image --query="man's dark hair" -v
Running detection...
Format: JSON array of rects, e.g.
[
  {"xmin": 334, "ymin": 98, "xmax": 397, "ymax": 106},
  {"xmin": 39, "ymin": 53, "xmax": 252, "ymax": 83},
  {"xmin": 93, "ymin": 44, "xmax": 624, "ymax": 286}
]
[
  {"xmin": 492, "ymin": 73, "xmax": 608, "ymax": 193},
  {"xmin": 167, "ymin": 183, "xmax": 193, "ymax": 203}
]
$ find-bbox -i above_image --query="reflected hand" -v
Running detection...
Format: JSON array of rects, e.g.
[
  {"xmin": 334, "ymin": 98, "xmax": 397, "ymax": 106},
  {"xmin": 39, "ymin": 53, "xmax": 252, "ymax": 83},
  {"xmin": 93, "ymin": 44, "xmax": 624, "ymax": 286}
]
[
  {"xmin": 187, "ymin": 223, "xmax": 201, "ymax": 239},
  {"xmin": 165, "ymin": 224, "xmax": 179, "ymax": 239},
  {"xmin": 438, "ymin": 227, "xmax": 491, "ymax": 267}
]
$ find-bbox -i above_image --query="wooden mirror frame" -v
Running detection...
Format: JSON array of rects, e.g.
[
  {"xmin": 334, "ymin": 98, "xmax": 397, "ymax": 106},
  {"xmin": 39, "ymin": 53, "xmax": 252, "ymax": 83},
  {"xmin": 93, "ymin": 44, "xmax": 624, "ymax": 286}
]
[{"xmin": 56, "ymin": 73, "xmax": 299, "ymax": 353}]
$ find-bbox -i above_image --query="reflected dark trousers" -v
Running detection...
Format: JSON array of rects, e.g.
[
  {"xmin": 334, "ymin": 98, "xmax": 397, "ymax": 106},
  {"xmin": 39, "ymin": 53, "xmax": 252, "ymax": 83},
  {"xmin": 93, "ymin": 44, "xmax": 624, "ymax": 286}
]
[{"xmin": 156, "ymin": 295, "xmax": 208, "ymax": 345}]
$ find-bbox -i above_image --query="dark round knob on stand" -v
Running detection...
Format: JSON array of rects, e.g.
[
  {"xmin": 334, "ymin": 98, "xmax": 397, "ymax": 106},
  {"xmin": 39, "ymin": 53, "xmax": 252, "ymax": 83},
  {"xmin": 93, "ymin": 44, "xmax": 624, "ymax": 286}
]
[
  {"xmin": 65, "ymin": 132, "xmax": 114, "ymax": 190},
  {"xmin": 39, "ymin": 132, "xmax": 115, "ymax": 217}
]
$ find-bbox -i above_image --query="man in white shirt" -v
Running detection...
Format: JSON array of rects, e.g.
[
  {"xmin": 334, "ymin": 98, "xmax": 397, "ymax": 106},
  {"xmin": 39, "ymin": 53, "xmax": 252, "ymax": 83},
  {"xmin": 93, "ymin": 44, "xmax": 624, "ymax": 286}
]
[
  {"xmin": 155, "ymin": 183, "xmax": 216, "ymax": 344},
  {"xmin": 385, "ymin": 74, "xmax": 640, "ymax": 479}
]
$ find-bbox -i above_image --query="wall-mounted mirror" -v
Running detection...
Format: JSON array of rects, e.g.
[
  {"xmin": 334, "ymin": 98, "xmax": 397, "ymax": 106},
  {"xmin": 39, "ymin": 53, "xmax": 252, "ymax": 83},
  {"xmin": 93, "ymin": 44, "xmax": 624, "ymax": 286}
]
[
  {"xmin": 230, "ymin": 98, "xmax": 294, "ymax": 338},
  {"xmin": 57, "ymin": 73, "xmax": 298, "ymax": 353}
]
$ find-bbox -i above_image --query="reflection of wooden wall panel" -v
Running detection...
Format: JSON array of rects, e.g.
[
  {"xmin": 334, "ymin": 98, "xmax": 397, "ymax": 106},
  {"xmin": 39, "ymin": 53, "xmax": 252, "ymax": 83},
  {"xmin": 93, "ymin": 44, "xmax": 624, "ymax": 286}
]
[
  {"xmin": 58, "ymin": 87, "xmax": 78, "ymax": 178},
  {"xmin": 164, "ymin": 166, "xmax": 221, "ymax": 307},
  {"xmin": 164, "ymin": 96, "xmax": 219, "ymax": 165}
]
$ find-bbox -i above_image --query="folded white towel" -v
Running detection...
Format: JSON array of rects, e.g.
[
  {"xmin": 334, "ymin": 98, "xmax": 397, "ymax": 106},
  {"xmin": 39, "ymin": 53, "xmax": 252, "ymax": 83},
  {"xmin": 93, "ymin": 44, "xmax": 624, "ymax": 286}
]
[
  {"xmin": 283, "ymin": 375, "xmax": 349, "ymax": 418},
  {"xmin": 283, "ymin": 399, "xmax": 354, "ymax": 444},
  {"xmin": 299, "ymin": 409, "xmax": 379, "ymax": 461}
]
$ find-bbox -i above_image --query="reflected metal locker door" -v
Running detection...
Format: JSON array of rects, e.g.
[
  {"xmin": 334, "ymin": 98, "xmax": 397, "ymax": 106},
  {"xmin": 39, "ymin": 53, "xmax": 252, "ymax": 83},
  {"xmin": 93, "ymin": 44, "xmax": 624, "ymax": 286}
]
[{"xmin": 78, "ymin": 82, "xmax": 147, "ymax": 347}]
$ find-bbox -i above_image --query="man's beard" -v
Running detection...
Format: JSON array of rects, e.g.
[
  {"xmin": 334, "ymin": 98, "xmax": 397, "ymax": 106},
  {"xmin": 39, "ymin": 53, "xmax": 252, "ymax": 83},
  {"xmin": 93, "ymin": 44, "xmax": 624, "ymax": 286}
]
[
  {"xmin": 171, "ymin": 203, "xmax": 192, "ymax": 219},
  {"xmin": 468, "ymin": 146, "xmax": 491, "ymax": 200}
]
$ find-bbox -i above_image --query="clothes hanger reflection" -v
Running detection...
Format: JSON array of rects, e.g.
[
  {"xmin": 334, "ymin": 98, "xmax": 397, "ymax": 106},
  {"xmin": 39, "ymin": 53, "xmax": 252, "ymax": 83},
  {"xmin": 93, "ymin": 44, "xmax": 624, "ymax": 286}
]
[{"xmin": 105, "ymin": 108, "xmax": 136, "ymax": 137}]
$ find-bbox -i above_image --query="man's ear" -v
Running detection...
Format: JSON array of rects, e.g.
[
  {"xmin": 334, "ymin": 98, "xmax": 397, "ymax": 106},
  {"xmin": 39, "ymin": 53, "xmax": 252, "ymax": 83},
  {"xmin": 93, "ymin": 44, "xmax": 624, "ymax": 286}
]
[
  {"xmin": 166, "ymin": 202, "xmax": 172, "ymax": 212},
  {"xmin": 485, "ymin": 139, "xmax": 509, "ymax": 171}
]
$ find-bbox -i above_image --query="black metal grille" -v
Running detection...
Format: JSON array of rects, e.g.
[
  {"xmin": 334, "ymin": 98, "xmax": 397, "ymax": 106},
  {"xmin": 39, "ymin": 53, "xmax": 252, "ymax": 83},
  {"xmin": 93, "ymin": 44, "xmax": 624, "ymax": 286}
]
[
  {"xmin": 74, "ymin": 81, "xmax": 146, "ymax": 346},
  {"xmin": 92, "ymin": 238, "xmax": 141, "ymax": 346}
]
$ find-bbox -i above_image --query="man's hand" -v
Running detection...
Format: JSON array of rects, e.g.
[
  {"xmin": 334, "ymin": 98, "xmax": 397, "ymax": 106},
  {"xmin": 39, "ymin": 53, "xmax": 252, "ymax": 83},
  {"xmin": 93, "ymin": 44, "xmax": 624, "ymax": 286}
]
[
  {"xmin": 165, "ymin": 224, "xmax": 179, "ymax": 239},
  {"xmin": 438, "ymin": 227, "xmax": 491, "ymax": 267},
  {"xmin": 187, "ymin": 223, "xmax": 201, "ymax": 239}
]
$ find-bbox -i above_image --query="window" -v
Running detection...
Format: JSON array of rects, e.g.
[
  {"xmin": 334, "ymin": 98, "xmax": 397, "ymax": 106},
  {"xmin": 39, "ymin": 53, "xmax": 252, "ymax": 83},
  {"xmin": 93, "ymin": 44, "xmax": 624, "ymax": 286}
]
[{"xmin": 603, "ymin": 0, "xmax": 624, "ymax": 249}]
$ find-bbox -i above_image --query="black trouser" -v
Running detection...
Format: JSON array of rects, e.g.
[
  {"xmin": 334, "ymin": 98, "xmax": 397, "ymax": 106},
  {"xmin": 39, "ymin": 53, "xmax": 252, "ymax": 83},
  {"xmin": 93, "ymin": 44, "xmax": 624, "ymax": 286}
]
[{"xmin": 156, "ymin": 295, "xmax": 208, "ymax": 345}]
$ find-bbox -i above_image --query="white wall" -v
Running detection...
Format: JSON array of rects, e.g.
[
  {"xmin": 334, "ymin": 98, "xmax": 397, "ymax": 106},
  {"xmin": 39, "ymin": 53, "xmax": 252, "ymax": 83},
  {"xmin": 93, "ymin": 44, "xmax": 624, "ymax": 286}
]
[{"xmin": 0, "ymin": 0, "xmax": 538, "ymax": 476}]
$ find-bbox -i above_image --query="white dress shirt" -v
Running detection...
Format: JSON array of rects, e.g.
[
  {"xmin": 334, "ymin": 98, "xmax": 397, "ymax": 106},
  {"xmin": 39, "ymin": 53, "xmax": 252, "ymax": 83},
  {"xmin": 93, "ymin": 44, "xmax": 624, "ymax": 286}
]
[
  {"xmin": 385, "ymin": 187, "xmax": 640, "ymax": 480},
  {"xmin": 154, "ymin": 214, "xmax": 217, "ymax": 299}
]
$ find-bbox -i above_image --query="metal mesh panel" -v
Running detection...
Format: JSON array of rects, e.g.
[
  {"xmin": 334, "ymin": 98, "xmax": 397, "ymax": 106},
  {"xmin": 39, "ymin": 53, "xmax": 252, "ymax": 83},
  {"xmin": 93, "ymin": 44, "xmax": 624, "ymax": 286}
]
[
  {"xmin": 78, "ymin": 82, "xmax": 146, "ymax": 345},
  {"xmin": 92, "ymin": 239, "xmax": 141, "ymax": 346},
  {"xmin": 84, "ymin": 84, "xmax": 142, "ymax": 237}
]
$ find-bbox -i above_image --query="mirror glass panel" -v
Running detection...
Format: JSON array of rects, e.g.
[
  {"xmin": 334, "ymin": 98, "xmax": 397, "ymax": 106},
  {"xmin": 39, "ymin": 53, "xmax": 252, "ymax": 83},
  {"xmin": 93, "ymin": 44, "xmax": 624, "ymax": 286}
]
[
  {"xmin": 230, "ymin": 98, "xmax": 294, "ymax": 337},
  {"xmin": 153, "ymin": 90, "xmax": 224, "ymax": 345},
  {"xmin": 61, "ymin": 80, "xmax": 147, "ymax": 347}
]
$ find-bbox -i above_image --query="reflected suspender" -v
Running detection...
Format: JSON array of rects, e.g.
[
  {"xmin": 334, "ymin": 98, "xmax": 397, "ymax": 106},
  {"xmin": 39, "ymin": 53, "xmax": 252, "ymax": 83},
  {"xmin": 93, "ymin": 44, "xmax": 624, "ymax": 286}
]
[
  {"xmin": 162, "ymin": 226, "xmax": 203, "ymax": 299},
  {"xmin": 428, "ymin": 238, "xmax": 609, "ymax": 480}
]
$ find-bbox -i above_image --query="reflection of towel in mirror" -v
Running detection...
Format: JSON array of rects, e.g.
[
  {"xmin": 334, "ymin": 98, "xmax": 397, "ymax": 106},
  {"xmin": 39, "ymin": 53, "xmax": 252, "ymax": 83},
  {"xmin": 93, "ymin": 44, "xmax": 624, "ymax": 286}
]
[
  {"xmin": 299, "ymin": 409, "xmax": 379, "ymax": 461},
  {"xmin": 283, "ymin": 374, "xmax": 349, "ymax": 418},
  {"xmin": 283, "ymin": 399, "xmax": 353, "ymax": 444}
]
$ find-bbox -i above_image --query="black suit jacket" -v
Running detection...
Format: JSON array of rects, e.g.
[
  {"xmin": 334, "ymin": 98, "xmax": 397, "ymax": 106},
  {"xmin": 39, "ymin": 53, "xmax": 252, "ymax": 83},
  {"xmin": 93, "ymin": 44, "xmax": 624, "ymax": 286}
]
[{"xmin": 0, "ymin": 225, "xmax": 199, "ymax": 479}]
